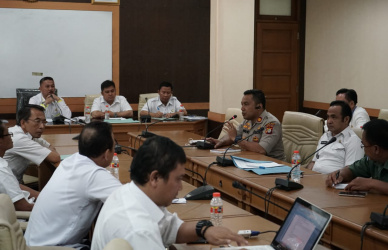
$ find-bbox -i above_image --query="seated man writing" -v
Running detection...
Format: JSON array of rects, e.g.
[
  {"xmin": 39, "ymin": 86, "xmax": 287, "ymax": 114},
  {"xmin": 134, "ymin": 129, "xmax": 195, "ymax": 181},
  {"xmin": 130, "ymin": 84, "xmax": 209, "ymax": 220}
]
[
  {"xmin": 29, "ymin": 76, "xmax": 72, "ymax": 119},
  {"xmin": 0, "ymin": 120, "xmax": 39, "ymax": 211},
  {"xmin": 140, "ymin": 81, "xmax": 187, "ymax": 118},
  {"xmin": 91, "ymin": 80, "xmax": 133, "ymax": 119},
  {"xmin": 327, "ymin": 119, "xmax": 388, "ymax": 195},
  {"xmin": 206, "ymin": 89, "xmax": 285, "ymax": 161},
  {"xmin": 91, "ymin": 136, "xmax": 247, "ymax": 249}
]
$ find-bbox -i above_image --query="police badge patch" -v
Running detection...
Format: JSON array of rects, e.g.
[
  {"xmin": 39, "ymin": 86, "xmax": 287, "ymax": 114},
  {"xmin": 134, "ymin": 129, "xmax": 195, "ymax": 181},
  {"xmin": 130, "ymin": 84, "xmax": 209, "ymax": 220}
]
[{"xmin": 265, "ymin": 122, "xmax": 275, "ymax": 134}]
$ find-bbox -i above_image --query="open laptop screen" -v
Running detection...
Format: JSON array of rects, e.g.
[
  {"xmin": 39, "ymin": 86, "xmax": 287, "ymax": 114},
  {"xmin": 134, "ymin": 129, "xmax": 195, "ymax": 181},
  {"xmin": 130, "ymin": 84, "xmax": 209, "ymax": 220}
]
[{"xmin": 271, "ymin": 197, "xmax": 332, "ymax": 250}]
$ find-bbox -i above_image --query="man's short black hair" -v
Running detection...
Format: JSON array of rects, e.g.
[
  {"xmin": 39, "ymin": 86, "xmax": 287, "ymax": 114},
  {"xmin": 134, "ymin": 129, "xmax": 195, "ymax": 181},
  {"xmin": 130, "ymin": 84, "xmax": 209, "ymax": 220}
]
[
  {"xmin": 336, "ymin": 88, "xmax": 358, "ymax": 105},
  {"xmin": 17, "ymin": 104, "xmax": 45, "ymax": 126},
  {"xmin": 363, "ymin": 119, "xmax": 388, "ymax": 150},
  {"xmin": 79, "ymin": 121, "xmax": 114, "ymax": 158},
  {"xmin": 39, "ymin": 76, "xmax": 54, "ymax": 85},
  {"xmin": 244, "ymin": 89, "xmax": 266, "ymax": 109},
  {"xmin": 101, "ymin": 80, "xmax": 116, "ymax": 92},
  {"xmin": 329, "ymin": 100, "xmax": 353, "ymax": 123},
  {"xmin": 158, "ymin": 81, "xmax": 173, "ymax": 91},
  {"xmin": 130, "ymin": 136, "xmax": 186, "ymax": 185}
]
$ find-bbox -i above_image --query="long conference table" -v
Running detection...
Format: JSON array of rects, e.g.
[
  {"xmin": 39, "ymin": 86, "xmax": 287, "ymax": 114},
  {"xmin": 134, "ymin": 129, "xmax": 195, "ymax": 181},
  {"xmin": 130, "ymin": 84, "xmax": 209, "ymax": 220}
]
[
  {"xmin": 38, "ymin": 133, "xmax": 310, "ymax": 250},
  {"xmin": 128, "ymin": 130, "xmax": 388, "ymax": 250},
  {"xmin": 42, "ymin": 119, "xmax": 207, "ymax": 146}
]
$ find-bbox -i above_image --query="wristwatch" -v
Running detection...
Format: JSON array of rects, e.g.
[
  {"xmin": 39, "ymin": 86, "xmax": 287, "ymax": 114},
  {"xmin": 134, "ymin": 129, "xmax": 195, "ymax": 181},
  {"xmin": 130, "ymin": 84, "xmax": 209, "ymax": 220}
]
[
  {"xmin": 195, "ymin": 220, "xmax": 213, "ymax": 238},
  {"xmin": 114, "ymin": 112, "xmax": 118, "ymax": 118}
]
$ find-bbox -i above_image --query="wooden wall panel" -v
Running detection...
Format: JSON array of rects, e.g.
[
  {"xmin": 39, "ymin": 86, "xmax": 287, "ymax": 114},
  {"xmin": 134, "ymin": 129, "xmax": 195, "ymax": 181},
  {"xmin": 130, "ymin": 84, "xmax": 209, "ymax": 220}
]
[{"xmin": 119, "ymin": 0, "xmax": 210, "ymax": 104}]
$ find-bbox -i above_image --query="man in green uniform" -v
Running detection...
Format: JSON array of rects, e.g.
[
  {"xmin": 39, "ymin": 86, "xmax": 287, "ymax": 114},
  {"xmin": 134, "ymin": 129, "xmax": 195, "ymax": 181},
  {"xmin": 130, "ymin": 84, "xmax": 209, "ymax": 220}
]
[
  {"xmin": 327, "ymin": 119, "xmax": 388, "ymax": 195},
  {"xmin": 206, "ymin": 89, "xmax": 285, "ymax": 161}
]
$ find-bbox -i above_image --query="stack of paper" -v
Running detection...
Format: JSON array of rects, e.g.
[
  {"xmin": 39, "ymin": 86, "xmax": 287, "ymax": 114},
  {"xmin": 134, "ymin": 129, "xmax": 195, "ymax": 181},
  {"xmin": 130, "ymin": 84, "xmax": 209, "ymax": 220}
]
[{"xmin": 231, "ymin": 156, "xmax": 291, "ymax": 175}]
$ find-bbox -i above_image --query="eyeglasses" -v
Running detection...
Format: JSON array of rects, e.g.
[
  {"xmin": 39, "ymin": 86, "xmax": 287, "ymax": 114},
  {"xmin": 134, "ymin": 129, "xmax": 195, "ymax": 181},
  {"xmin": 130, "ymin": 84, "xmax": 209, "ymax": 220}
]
[
  {"xmin": 361, "ymin": 142, "xmax": 373, "ymax": 149},
  {"xmin": 28, "ymin": 119, "xmax": 48, "ymax": 125},
  {"xmin": 1, "ymin": 132, "xmax": 13, "ymax": 138}
]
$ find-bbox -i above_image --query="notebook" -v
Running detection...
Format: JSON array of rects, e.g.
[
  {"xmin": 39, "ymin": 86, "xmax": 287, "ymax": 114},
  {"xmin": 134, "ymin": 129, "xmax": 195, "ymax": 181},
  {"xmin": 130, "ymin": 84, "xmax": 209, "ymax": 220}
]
[{"xmin": 213, "ymin": 197, "xmax": 332, "ymax": 250}]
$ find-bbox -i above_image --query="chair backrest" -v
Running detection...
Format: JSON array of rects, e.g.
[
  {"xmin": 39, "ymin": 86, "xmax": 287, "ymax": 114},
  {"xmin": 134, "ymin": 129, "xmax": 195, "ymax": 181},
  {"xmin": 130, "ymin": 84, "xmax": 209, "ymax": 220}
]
[
  {"xmin": 103, "ymin": 238, "xmax": 133, "ymax": 250},
  {"xmin": 378, "ymin": 109, "xmax": 388, "ymax": 121},
  {"xmin": 352, "ymin": 127, "xmax": 363, "ymax": 139},
  {"xmin": 84, "ymin": 94, "xmax": 101, "ymax": 113},
  {"xmin": 138, "ymin": 93, "xmax": 159, "ymax": 119},
  {"xmin": 282, "ymin": 111, "xmax": 324, "ymax": 164},
  {"xmin": 16, "ymin": 88, "xmax": 58, "ymax": 120},
  {"xmin": 218, "ymin": 108, "xmax": 243, "ymax": 139},
  {"xmin": 0, "ymin": 194, "xmax": 28, "ymax": 250}
]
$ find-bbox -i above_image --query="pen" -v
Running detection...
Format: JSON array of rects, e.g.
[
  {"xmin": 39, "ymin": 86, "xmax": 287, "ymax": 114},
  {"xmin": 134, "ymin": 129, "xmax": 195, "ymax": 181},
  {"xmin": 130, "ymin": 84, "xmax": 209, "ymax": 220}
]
[{"xmin": 332, "ymin": 170, "xmax": 340, "ymax": 187}]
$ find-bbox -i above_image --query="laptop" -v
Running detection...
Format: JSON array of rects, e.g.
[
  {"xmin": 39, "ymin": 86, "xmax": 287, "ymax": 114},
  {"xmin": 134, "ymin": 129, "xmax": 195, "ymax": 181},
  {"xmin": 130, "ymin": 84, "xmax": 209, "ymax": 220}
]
[{"xmin": 213, "ymin": 197, "xmax": 332, "ymax": 250}]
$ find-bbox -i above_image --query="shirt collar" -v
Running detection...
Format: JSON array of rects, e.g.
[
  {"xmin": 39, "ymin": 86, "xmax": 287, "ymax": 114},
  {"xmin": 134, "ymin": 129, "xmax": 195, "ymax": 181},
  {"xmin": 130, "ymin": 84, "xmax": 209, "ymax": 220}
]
[
  {"xmin": 129, "ymin": 181, "xmax": 165, "ymax": 223},
  {"xmin": 101, "ymin": 96, "xmax": 119, "ymax": 105}
]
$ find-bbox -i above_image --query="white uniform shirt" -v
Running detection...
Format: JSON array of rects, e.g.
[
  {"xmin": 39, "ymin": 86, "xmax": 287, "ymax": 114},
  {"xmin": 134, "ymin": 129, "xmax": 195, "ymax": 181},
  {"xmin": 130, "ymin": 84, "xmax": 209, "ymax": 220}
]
[
  {"xmin": 312, "ymin": 126, "xmax": 364, "ymax": 174},
  {"xmin": 3, "ymin": 126, "xmax": 51, "ymax": 183},
  {"xmin": 0, "ymin": 157, "xmax": 34, "ymax": 204},
  {"xmin": 350, "ymin": 106, "xmax": 370, "ymax": 129},
  {"xmin": 141, "ymin": 96, "xmax": 182, "ymax": 115},
  {"xmin": 91, "ymin": 182, "xmax": 184, "ymax": 250},
  {"xmin": 91, "ymin": 95, "xmax": 132, "ymax": 113},
  {"xmin": 29, "ymin": 93, "xmax": 72, "ymax": 119},
  {"xmin": 25, "ymin": 153, "xmax": 122, "ymax": 247}
]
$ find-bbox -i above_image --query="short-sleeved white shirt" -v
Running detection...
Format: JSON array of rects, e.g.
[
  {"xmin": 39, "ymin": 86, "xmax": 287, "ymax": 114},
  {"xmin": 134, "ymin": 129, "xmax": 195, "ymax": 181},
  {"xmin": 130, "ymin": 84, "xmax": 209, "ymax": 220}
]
[
  {"xmin": 141, "ymin": 96, "xmax": 182, "ymax": 115},
  {"xmin": 91, "ymin": 95, "xmax": 132, "ymax": 113},
  {"xmin": 3, "ymin": 126, "xmax": 51, "ymax": 183},
  {"xmin": 350, "ymin": 106, "xmax": 370, "ymax": 129},
  {"xmin": 29, "ymin": 93, "xmax": 72, "ymax": 119},
  {"xmin": 312, "ymin": 126, "xmax": 364, "ymax": 174},
  {"xmin": 91, "ymin": 182, "xmax": 183, "ymax": 250},
  {"xmin": 25, "ymin": 153, "xmax": 122, "ymax": 247},
  {"xmin": 0, "ymin": 158, "xmax": 34, "ymax": 204}
]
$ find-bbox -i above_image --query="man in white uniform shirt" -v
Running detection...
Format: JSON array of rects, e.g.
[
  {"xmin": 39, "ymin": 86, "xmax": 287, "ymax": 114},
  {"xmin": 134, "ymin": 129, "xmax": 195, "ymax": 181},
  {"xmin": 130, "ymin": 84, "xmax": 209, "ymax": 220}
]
[
  {"xmin": 25, "ymin": 121, "xmax": 122, "ymax": 249},
  {"xmin": 29, "ymin": 76, "xmax": 72, "ymax": 119},
  {"xmin": 0, "ymin": 120, "xmax": 39, "ymax": 211},
  {"xmin": 140, "ymin": 81, "xmax": 187, "ymax": 118},
  {"xmin": 336, "ymin": 88, "xmax": 370, "ymax": 129},
  {"xmin": 91, "ymin": 80, "xmax": 133, "ymax": 118},
  {"xmin": 91, "ymin": 136, "xmax": 247, "ymax": 250},
  {"xmin": 4, "ymin": 105, "xmax": 60, "ymax": 184},
  {"xmin": 307, "ymin": 101, "xmax": 364, "ymax": 174}
]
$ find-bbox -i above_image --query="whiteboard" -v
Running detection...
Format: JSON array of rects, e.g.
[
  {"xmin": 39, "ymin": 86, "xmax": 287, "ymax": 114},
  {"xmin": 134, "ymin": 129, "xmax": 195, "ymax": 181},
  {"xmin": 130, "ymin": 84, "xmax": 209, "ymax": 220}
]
[{"xmin": 0, "ymin": 8, "xmax": 112, "ymax": 98}]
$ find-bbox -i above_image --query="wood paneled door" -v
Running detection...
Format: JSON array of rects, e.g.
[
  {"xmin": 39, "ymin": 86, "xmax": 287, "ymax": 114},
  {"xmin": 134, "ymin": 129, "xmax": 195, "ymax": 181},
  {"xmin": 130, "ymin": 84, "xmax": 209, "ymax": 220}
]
[{"xmin": 254, "ymin": 22, "xmax": 299, "ymax": 122}]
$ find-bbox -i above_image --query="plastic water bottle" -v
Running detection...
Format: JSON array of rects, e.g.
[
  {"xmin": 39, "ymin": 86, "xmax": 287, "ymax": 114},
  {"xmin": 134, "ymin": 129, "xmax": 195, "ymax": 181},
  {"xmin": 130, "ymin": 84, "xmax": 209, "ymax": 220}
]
[
  {"xmin": 210, "ymin": 192, "xmax": 223, "ymax": 226},
  {"xmin": 84, "ymin": 106, "xmax": 91, "ymax": 123},
  {"xmin": 179, "ymin": 105, "xmax": 185, "ymax": 121},
  {"xmin": 104, "ymin": 105, "xmax": 110, "ymax": 120},
  {"xmin": 110, "ymin": 153, "xmax": 119, "ymax": 179},
  {"xmin": 291, "ymin": 150, "xmax": 302, "ymax": 183}
]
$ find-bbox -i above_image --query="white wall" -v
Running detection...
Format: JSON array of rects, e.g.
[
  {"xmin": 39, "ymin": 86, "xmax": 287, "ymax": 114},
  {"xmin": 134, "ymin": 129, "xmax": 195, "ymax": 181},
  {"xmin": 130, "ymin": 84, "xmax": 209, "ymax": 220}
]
[
  {"xmin": 0, "ymin": 8, "xmax": 112, "ymax": 98},
  {"xmin": 210, "ymin": 0, "xmax": 255, "ymax": 113},
  {"xmin": 305, "ymin": 0, "xmax": 388, "ymax": 109}
]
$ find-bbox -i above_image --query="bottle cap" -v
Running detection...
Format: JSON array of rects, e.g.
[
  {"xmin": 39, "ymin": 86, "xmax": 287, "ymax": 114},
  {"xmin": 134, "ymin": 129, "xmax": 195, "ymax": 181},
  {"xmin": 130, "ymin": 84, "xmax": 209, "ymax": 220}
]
[
  {"xmin": 293, "ymin": 150, "xmax": 299, "ymax": 153},
  {"xmin": 213, "ymin": 192, "xmax": 221, "ymax": 197},
  {"xmin": 114, "ymin": 153, "xmax": 117, "ymax": 156}
]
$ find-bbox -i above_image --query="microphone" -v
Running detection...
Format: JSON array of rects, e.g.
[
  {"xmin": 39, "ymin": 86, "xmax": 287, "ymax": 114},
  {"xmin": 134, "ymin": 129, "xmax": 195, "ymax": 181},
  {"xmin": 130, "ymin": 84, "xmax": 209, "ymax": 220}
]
[
  {"xmin": 114, "ymin": 140, "xmax": 138, "ymax": 155},
  {"xmin": 184, "ymin": 163, "xmax": 217, "ymax": 200},
  {"xmin": 141, "ymin": 118, "xmax": 169, "ymax": 138},
  {"xmin": 216, "ymin": 127, "xmax": 265, "ymax": 166},
  {"xmin": 52, "ymin": 96, "xmax": 66, "ymax": 124},
  {"xmin": 140, "ymin": 97, "xmax": 152, "ymax": 123},
  {"xmin": 275, "ymin": 136, "xmax": 337, "ymax": 190},
  {"xmin": 196, "ymin": 115, "xmax": 237, "ymax": 149},
  {"xmin": 314, "ymin": 110, "xmax": 321, "ymax": 116},
  {"xmin": 232, "ymin": 181, "xmax": 289, "ymax": 212}
]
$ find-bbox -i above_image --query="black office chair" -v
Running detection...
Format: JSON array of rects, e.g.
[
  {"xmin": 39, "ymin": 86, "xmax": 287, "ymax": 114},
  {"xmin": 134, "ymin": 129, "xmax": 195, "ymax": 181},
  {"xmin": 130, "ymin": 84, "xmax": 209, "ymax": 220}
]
[{"xmin": 16, "ymin": 88, "xmax": 58, "ymax": 120}]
